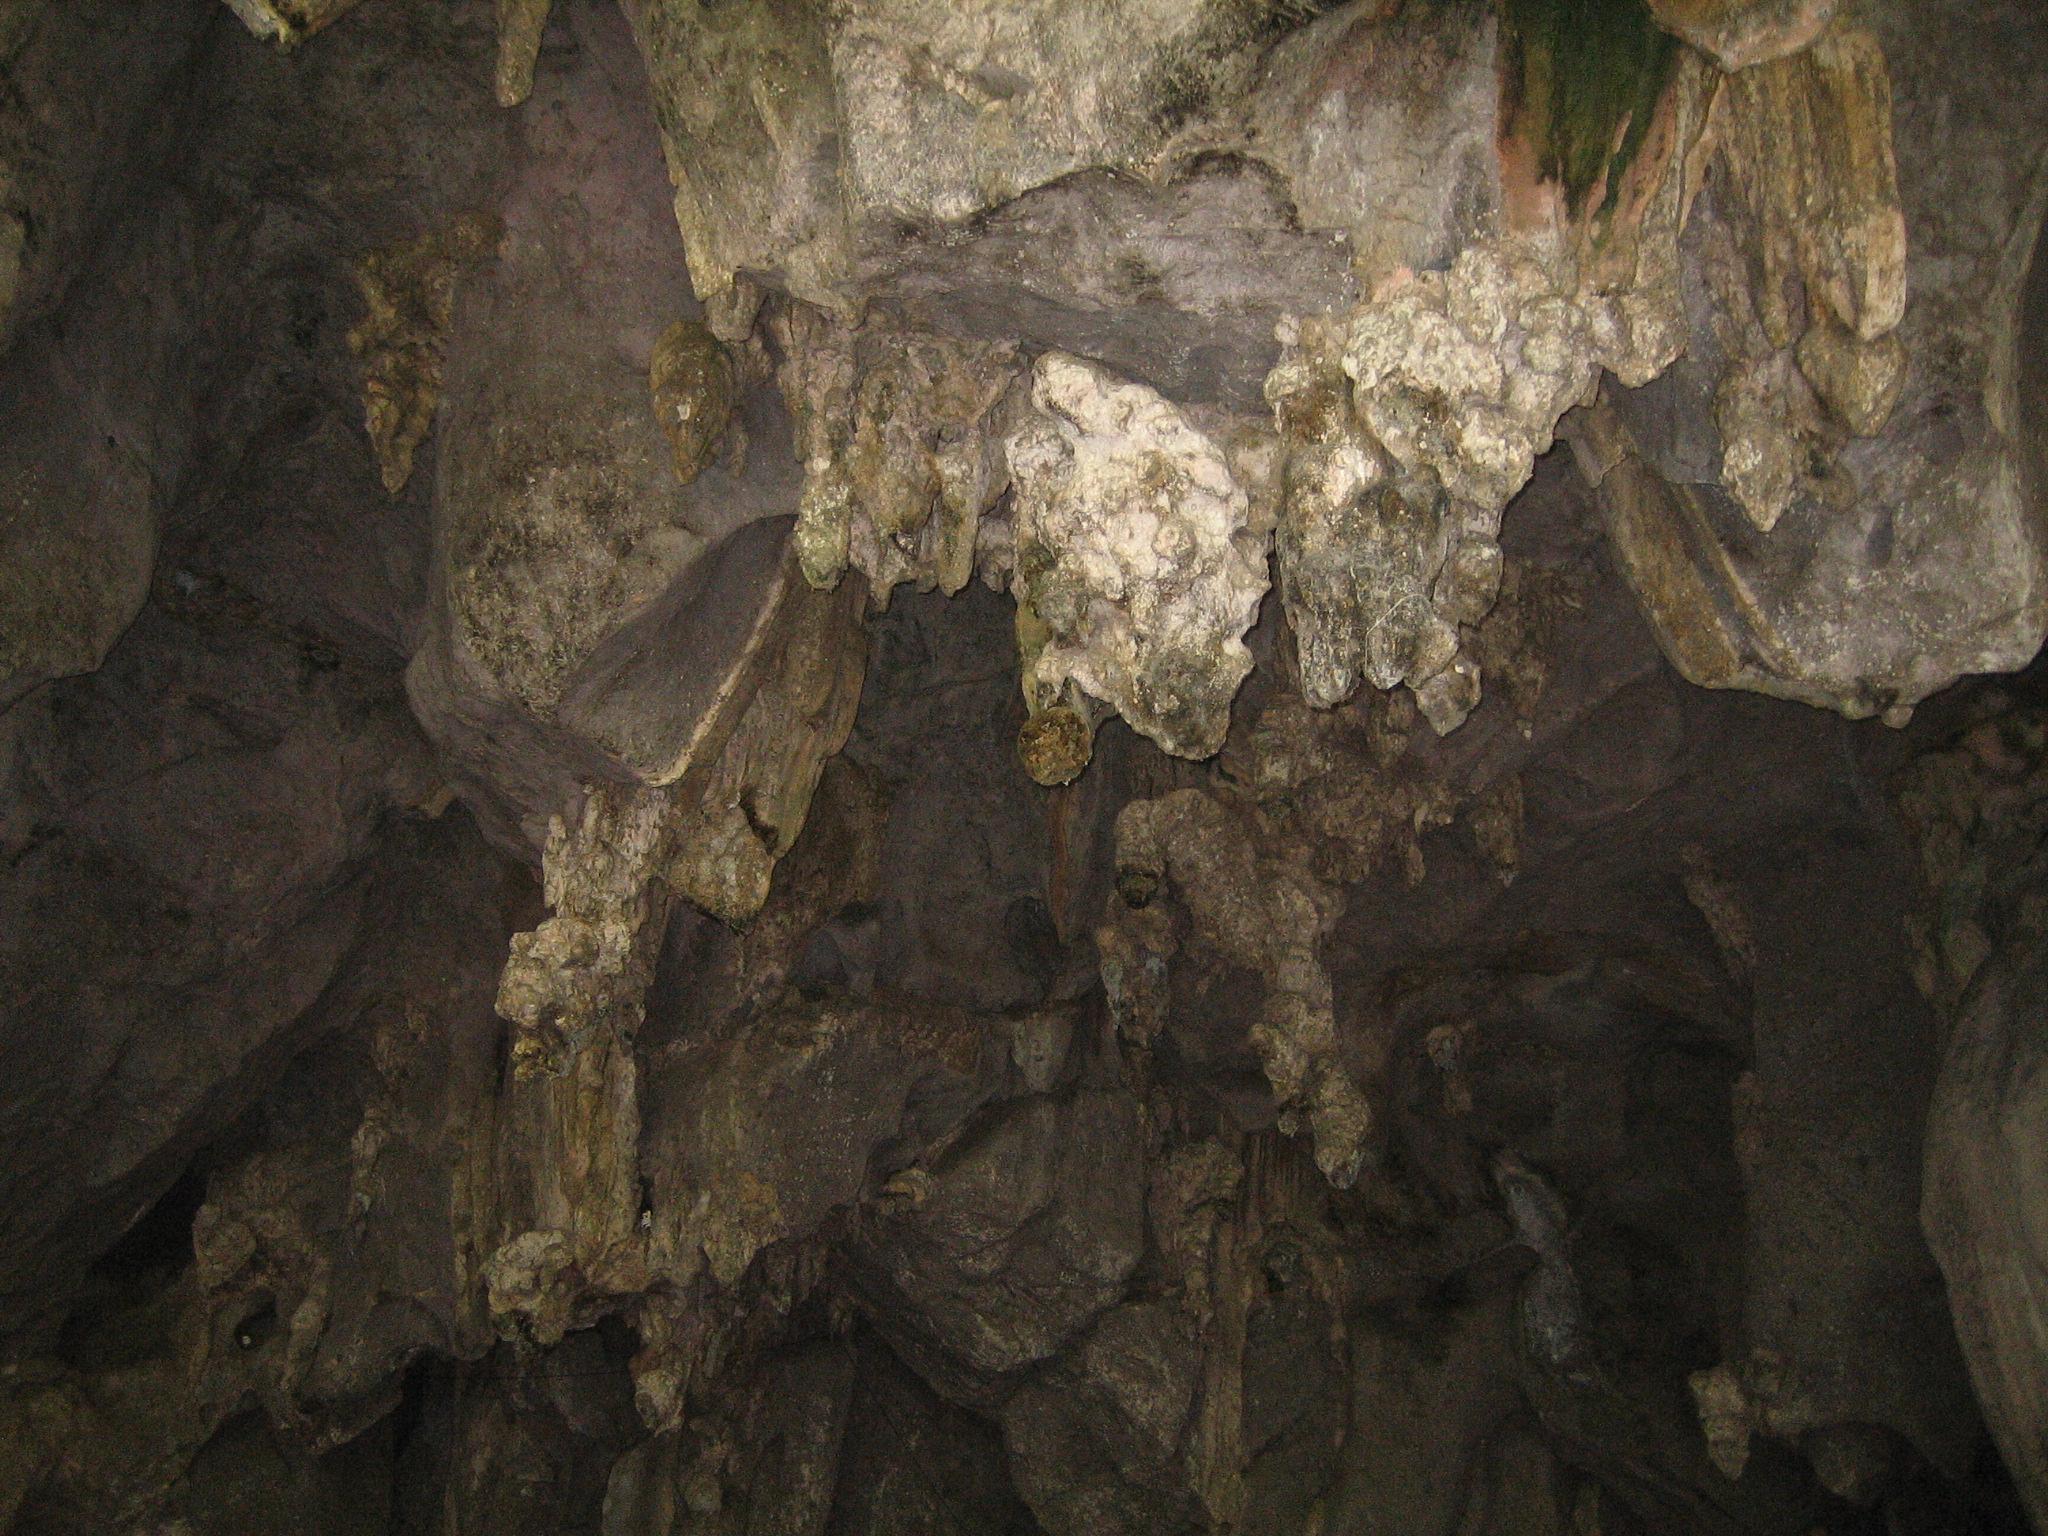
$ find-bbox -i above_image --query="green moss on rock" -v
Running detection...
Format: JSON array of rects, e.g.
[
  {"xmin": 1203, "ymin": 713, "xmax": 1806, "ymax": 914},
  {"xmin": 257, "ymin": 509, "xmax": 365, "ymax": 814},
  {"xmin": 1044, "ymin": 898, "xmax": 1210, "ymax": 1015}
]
[{"xmin": 1505, "ymin": 0, "xmax": 1679, "ymax": 211}]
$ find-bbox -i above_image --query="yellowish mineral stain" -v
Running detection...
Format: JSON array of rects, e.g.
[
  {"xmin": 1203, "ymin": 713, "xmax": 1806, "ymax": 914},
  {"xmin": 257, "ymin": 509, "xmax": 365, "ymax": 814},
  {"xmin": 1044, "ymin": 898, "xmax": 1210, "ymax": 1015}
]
[{"xmin": 347, "ymin": 212, "xmax": 501, "ymax": 496}]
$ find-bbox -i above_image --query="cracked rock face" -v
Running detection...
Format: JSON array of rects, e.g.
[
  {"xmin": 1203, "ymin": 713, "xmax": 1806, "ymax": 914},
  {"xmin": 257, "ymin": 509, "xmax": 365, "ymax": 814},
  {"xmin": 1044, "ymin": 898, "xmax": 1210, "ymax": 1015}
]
[{"xmin": 4, "ymin": 1, "xmax": 2048, "ymax": 1534}]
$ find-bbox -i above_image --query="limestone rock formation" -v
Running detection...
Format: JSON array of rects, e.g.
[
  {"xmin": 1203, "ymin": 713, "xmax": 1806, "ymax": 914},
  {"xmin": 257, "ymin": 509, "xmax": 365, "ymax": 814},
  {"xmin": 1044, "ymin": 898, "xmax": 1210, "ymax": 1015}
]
[
  {"xmin": 646, "ymin": 318, "xmax": 736, "ymax": 487},
  {"xmin": 1106, "ymin": 786, "xmax": 1368, "ymax": 1187},
  {"xmin": 0, "ymin": 0, "xmax": 211, "ymax": 354},
  {"xmin": 495, "ymin": 0, "xmax": 555, "ymax": 107},
  {"xmin": 616, "ymin": 0, "xmax": 1319, "ymax": 316},
  {"xmin": 775, "ymin": 307, "xmax": 1019, "ymax": 599},
  {"xmin": 3, "ymin": 2, "xmax": 2048, "ymax": 1534},
  {"xmin": 221, "ymin": 0, "xmax": 374, "ymax": 48},
  {"xmin": 0, "ymin": 206, "xmax": 196, "ymax": 712},
  {"xmin": 1908, "ymin": 699, "xmax": 2048, "ymax": 1532},
  {"xmin": 1266, "ymin": 224, "xmax": 1683, "ymax": 731},
  {"xmin": 0, "ymin": 0, "xmax": 214, "ymax": 709},
  {"xmin": 1584, "ymin": 0, "xmax": 2048, "ymax": 723},
  {"xmin": 1006, "ymin": 352, "xmax": 1271, "ymax": 763},
  {"xmin": 1647, "ymin": 0, "xmax": 1838, "ymax": 70},
  {"xmin": 348, "ymin": 213, "xmax": 503, "ymax": 495}
]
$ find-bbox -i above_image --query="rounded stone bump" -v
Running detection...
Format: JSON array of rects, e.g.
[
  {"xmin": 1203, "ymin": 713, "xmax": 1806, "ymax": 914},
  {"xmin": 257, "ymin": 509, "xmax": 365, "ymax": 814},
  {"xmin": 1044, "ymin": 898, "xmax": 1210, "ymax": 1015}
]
[{"xmin": 1018, "ymin": 703, "xmax": 1093, "ymax": 786}]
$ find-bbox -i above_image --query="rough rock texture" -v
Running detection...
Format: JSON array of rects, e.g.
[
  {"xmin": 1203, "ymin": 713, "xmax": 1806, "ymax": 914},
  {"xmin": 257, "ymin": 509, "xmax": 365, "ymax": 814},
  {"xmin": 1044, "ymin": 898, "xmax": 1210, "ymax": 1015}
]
[
  {"xmin": 615, "ymin": 0, "xmax": 2046, "ymax": 745},
  {"xmin": 0, "ymin": 0, "xmax": 515, "ymax": 1348},
  {"xmin": 1927, "ymin": 952, "xmax": 2048, "ymax": 1531},
  {"xmin": 4, "ymin": 2, "xmax": 2048, "ymax": 1534},
  {"xmin": 494, "ymin": 0, "xmax": 555, "ymax": 106},
  {"xmin": 0, "ymin": 191, "xmax": 200, "ymax": 713},
  {"xmin": 1006, "ymin": 353, "xmax": 1272, "ymax": 762},
  {"xmin": 1648, "ymin": 0, "xmax": 1838, "ymax": 70},
  {"xmin": 221, "ymin": 0, "xmax": 375, "ymax": 48},
  {"xmin": 1106, "ymin": 786, "xmax": 1369, "ymax": 1187},
  {"xmin": 482, "ymin": 555, "xmax": 865, "ymax": 1343},
  {"xmin": 0, "ymin": 0, "xmax": 212, "ymax": 354},
  {"xmin": 6, "ymin": 438, "xmax": 2041, "ymax": 1536},
  {"xmin": 348, "ymin": 213, "xmax": 502, "ymax": 495},
  {"xmin": 1908, "ymin": 697, "xmax": 2048, "ymax": 1532},
  {"xmin": 776, "ymin": 307, "xmax": 1019, "ymax": 599},
  {"xmin": 1266, "ymin": 225, "xmax": 1683, "ymax": 731},
  {"xmin": 0, "ymin": 0, "xmax": 215, "ymax": 708},
  {"xmin": 1584, "ymin": 0, "xmax": 2048, "ymax": 723},
  {"xmin": 647, "ymin": 317, "xmax": 736, "ymax": 486},
  {"xmin": 419, "ymin": 78, "xmax": 715, "ymax": 730},
  {"xmin": 618, "ymin": 0, "xmax": 1321, "ymax": 315},
  {"xmin": 401, "ymin": 0, "xmax": 807, "ymax": 853}
]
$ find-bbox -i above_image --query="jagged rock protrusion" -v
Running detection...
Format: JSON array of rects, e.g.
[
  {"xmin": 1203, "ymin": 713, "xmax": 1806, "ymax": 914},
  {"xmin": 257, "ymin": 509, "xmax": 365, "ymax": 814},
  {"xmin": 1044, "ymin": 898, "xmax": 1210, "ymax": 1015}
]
[
  {"xmin": 774, "ymin": 306, "xmax": 1020, "ymax": 600},
  {"xmin": 404, "ymin": 13, "xmax": 805, "ymax": 855},
  {"xmin": 1717, "ymin": 24, "xmax": 1904, "ymax": 351},
  {"xmin": 220, "ymin": 0, "xmax": 371, "ymax": 48},
  {"xmin": 1005, "ymin": 352, "xmax": 1272, "ymax": 762},
  {"xmin": 1701, "ymin": 23, "xmax": 1908, "ymax": 532},
  {"xmin": 1106, "ymin": 788, "xmax": 1369, "ymax": 1188},
  {"xmin": 497, "ymin": 786, "xmax": 677, "ymax": 1082},
  {"xmin": 484, "ymin": 544, "xmax": 865, "ymax": 1340},
  {"xmin": 1647, "ymin": 0, "xmax": 1836, "ymax": 71},
  {"xmin": 1260, "ymin": 34, "xmax": 1709, "ymax": 734},
  {"xmin": 492, "ymin": 547, "xmax": 865, "ymax": 1068},
  {"xmin": 494, "ymin": 0, "xmax": 554, "ymax": 108},
  {"xmin": 777, "ymin": 321, "xmax": 1276, "ymax": 766},
  {"xmin": 348, "ymin": 213, "xmax": 502, "ymax": 496},
  {"xmin": 647, "ymin": 317, "xmax": 736, "ymax": 486},
  {"xmin": 1265, "ymin": 230, "xmax": 1682, "ymax": 733},
  {"xmin": 1584, "ymin": 0, "xmax": 2048, "ymax": 721},
  {"xmin": 618, "ymin": 0, "xmax": 1329, "ymax": 314}
]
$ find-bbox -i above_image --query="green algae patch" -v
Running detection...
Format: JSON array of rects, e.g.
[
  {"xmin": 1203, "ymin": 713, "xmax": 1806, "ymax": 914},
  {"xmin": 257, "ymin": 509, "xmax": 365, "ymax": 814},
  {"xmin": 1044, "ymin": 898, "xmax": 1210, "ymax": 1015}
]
[{"xmin": 1504, "ymin": 0, "xmax": 1680, "ymax": 213}]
